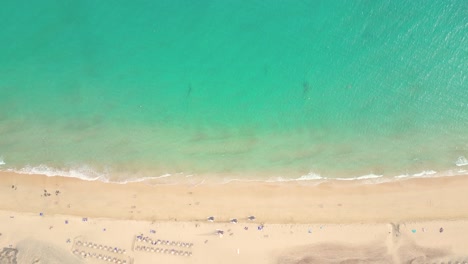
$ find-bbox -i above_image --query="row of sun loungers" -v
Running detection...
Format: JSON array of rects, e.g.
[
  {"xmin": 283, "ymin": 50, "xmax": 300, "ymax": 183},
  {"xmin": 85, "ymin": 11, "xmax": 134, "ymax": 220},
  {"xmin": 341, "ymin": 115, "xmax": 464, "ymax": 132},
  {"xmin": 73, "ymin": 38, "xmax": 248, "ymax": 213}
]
[
  {"xmin": 72, "ymin": 249, "xmax": 129, "ymax": 263},
  {"xmin": 135, "ymin": 235, "xmax": 193, "ymax": 248},
  {"xmin": 134, "ymin": 246, "xmax": 192, "ymax": 256},
  {"xmin": 75, "ymin": 240, "xmax": 126, "ymax": 254}
]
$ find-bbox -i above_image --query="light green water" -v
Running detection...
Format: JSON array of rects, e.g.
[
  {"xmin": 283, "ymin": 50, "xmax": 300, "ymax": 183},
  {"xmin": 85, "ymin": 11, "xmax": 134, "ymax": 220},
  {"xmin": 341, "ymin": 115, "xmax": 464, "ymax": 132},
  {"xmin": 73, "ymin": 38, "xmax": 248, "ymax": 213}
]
[{"xmin": 0, "ymin": 0, "xmax": 467, "ymax": 182}]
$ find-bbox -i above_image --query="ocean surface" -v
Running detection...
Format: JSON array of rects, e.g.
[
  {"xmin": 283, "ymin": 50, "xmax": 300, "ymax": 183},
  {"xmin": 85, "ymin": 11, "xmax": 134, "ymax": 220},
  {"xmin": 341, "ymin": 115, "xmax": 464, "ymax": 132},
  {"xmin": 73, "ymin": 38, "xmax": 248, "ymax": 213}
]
[{"xmin": 0, "ymin": 0, "xmax": 467, "ymax": 183}]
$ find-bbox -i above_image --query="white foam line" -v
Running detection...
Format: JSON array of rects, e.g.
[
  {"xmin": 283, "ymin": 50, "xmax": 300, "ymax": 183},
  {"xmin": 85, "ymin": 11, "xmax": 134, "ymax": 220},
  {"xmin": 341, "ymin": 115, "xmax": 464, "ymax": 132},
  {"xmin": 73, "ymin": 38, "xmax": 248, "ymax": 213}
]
[
  {"xmin": 295, "ymin": 173, "xmax": 324, "ymax": 181},
  {"xmin": 222, "ymin": 169, "xmax": 468, "ymax": 185},
  {"xmin": 6, "ymin": 165, "xmax": 105, "ymax": 182},
  {"xmin": 261, "ymin": 173, "xmax": 324, "ymax": 183},
  {"xmin": 3, "ymin": 165, "xmax": 182, "ymax": 185},
  {"xmin": 0, "ymin": 157, "xmax": 5, "ymax": 166},
  {"xmin": 395, "ymin": 170, "xmax": 437, "ymax": 179},
  {"xmin": 334, "ymin": 174, "xmax": 383, "ymax": 181},
  {"xmin": 3, "ymin": 164, "xmax": 468, "ymax": 185},
  {"xmin": 120, "ymin": 174, "xmax": 172, "ymax": 184},
  {"xmin": 220, "ymin": 178, "xmax": 266, "ymax": 185}
]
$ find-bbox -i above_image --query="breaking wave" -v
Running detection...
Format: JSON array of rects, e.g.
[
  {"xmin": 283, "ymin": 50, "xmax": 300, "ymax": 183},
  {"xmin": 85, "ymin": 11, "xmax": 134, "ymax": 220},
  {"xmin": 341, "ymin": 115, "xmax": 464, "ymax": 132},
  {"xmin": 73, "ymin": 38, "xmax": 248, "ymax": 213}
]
[
  {"xmin": 1, "ymin": 163, "xmax": 468, "ymax": 185},
  {"xmin": 5, "ymin": 164, "xmax": 108, "ymax": 182},
  {"xmin": 456, "ymin": 156, "xmax": 468, "ymax": 167}
]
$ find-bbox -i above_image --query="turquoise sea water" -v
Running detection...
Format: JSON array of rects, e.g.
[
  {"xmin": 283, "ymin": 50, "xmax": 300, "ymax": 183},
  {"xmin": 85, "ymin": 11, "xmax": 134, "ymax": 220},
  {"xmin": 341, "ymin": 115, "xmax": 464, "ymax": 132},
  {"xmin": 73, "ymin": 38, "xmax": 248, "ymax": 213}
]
[{"xmin": 0, "ymin": 0, "xmax": 467, "ymax": 183}]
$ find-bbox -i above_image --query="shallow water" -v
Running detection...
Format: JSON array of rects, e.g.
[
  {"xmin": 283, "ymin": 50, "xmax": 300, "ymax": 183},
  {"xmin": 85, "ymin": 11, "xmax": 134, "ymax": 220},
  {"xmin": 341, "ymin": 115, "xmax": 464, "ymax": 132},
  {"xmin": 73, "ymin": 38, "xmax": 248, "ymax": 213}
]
[{"xmin": 0, "ymin": 0, "xmax": 467, "ymax": 182}]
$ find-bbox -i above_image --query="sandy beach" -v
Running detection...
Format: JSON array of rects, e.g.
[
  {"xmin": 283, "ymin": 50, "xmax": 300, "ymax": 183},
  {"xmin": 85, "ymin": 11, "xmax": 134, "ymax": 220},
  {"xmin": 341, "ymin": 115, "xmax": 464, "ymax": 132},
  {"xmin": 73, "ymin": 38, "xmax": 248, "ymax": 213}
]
[{"xmin": 1, "ymin": 171, "xmax": 468, "ymax": 263}]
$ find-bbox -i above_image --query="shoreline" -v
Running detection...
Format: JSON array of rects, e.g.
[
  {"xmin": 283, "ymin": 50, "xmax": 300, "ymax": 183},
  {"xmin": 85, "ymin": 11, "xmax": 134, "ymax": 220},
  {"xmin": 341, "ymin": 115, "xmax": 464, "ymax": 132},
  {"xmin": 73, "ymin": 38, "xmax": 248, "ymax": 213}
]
[
  {"xmin": 1, "ymin": 171, "xmax": 468, "ymax": 224},
  {"xmin": 2, "ymin": 165, "xmax": 468, "ymax": 185}
]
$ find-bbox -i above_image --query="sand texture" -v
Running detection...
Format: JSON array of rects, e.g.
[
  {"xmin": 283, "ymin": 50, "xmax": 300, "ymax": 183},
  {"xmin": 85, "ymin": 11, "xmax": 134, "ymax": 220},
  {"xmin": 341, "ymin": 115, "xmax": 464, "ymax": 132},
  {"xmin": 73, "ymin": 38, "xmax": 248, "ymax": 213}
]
[{"xmin": 1, "ymin": 172, "xmax": 468, "ymax": 263}]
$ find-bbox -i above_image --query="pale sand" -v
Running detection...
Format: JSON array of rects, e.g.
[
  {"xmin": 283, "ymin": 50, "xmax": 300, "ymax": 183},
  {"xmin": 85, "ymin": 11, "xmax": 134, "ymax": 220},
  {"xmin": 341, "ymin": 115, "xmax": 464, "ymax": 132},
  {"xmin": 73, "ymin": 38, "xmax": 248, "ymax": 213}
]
[{"xmin": 0, "ymin": 171, "xmax": 468, "ymax": 263}]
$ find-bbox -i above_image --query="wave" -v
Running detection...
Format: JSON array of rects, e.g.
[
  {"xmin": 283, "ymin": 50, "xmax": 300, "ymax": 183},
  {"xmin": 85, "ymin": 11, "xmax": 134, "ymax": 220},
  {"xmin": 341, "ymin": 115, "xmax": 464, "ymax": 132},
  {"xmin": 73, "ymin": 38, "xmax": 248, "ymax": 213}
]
[
  {"xmin": 295, "ymin": 173, "xmax": 324, "ymax": 181},
  {"xmin": 334, "ymin": 174, "xmax": 383, "ymax": 181},
  {"xmin": 269, "ymin": 169, "xmax": 468, "ymax": 184},
  {"xmin": 456, "ymin": 156, "xmax": 468, "ymax": 167},
  {"xmin": 5, "ymin": 164, "xmax": 108, "ymax": 182},
  {"xmin": 2, "ymin": 163, "xmax": 468, "ymax": 185},
  {"xmin": 392, "ymin": 169, "xmax": 468, "ymax": 179},
  {"xmin": 2, "ymin": 164, "xmax": 178, "ymax": 184},
  {"xmin": 135, "ymin": 168, "xmax": 468, "ymax": 185},
  {"xmin": 265, "ymin": 172, "xmax": 383, "ymax": 183},
  {"xmin": 394, "ymin": 170, "xmax": 437, "ymax": 179},
  {"xmin": 119, "ymin": 173, "xmax": 173, "ymax": 184}
]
